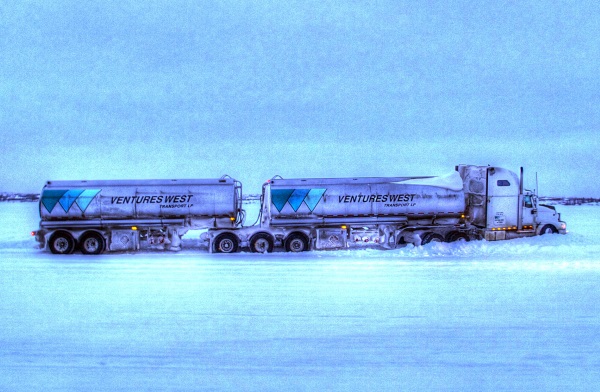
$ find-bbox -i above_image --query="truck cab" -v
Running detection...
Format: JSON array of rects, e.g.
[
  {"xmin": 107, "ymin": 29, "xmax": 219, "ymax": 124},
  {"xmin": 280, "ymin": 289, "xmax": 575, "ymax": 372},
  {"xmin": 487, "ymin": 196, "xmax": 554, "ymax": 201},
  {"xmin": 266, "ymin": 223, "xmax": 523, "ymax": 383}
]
[{"xmin": 456, "ymin": 165, "xmax": 566, "ymax": 241}]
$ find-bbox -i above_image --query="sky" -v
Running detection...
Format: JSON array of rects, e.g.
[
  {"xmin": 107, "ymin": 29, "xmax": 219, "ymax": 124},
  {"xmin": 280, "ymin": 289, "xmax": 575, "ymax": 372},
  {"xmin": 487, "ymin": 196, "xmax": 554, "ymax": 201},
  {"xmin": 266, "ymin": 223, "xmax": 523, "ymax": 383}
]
[{"xmin": 1, "ymin": 0, "xmax": 599, "ymax": 196}]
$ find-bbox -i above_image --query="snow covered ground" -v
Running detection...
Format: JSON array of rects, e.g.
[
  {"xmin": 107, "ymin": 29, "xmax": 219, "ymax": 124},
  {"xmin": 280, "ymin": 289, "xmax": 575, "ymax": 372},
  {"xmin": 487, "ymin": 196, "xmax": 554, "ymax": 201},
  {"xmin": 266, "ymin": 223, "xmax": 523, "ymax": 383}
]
[{"xmin": 1, "ymin": 202, "xmax": 599, "ymax": 391}]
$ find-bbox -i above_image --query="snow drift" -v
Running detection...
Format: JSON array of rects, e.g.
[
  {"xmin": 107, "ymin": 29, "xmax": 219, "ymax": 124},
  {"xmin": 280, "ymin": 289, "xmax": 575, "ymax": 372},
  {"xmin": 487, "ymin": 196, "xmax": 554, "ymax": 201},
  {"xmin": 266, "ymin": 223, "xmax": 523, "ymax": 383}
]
[{"xmin": 1, "ymin": 202, "xmax": 599, "ymax": 391}]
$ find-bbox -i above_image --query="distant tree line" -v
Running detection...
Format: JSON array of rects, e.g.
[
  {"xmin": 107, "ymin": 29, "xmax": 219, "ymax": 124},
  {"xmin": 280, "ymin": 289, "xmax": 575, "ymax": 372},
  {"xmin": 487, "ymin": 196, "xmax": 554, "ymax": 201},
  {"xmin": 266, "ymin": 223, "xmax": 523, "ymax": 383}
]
[
  {"xmin": 0, "ymin": 193, "xmax": 40, "ymax": 202},
  {"xmin": 539, "ymin": 197, "xmax": 600, "ymax": 206}
]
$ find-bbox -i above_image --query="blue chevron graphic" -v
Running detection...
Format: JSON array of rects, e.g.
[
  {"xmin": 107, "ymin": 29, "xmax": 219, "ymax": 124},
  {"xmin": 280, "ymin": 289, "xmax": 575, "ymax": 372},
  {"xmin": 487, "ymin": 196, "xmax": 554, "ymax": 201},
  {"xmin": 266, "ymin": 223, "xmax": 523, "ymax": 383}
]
[
  {"xmin": 288, "ymin": 189, "xmax": 310, "ymax": 212},
  {"xmin": 41, "ymin": 189, "xmax": 102, "ymax": 213},
  {"xmin": 76, "ymin": 189, "xmax": 101, "ymax": 212},
  {"xmin": 271, "ymin": 189, "xmax": 295, "ymax": 212},
  {"xmin": 304, "ymin": 188, "xmax": 326, "ymax": 211},
  {"xmin": 271, "ymin": 188, "xmax": 326, "ymax": 213},
  {"xmin": 41, "ymin": 190, "xmax": 68, "ymax": 213},
  {"xmin": 58, "ymin": 189, "xmax": 85, "ymax": 212}
]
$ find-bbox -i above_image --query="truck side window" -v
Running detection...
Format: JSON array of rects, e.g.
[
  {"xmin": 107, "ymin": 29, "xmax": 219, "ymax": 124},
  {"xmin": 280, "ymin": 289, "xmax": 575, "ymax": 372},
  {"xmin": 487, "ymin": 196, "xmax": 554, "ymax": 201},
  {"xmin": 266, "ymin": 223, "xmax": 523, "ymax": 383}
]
[
  {"xmin": 497, "ymin": 180, "xmax": 510, "ymax": 186},
  {"xmin": 523, "ymin": 195, "xmax": 533, "ymax": 208}
]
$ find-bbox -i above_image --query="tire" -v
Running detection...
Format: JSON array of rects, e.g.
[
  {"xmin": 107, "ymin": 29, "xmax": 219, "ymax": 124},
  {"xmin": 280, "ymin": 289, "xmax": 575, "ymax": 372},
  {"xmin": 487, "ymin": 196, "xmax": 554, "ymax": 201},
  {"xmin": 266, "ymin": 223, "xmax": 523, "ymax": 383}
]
[
  {"xmin": 79, "ymin": 231, "xmax": 106, "ymax": 255},
  {"xmin": 445, "ymin": 231, "xmax": 470, "ymax": 243},
  {"xmin": 540, "ymin": 224, "xmax": 558, "ymax": 235},
  {"xmin": 214, "ymin": 233, "xmax": 239, "ymax": 253},
  {"xmin": 250, "ymin": 233, "xmax": 274, "ymax": 253},
  {"xmin": 285, "ymin": 233, "xmax": 309, "ymax": 252},
  {"xmin": 48, "ymin": 231, "xmax": 76, "ymax": 254},
  {"xmin": 421, "ymin": 232, "xmax": 444, "ymax": 245}
]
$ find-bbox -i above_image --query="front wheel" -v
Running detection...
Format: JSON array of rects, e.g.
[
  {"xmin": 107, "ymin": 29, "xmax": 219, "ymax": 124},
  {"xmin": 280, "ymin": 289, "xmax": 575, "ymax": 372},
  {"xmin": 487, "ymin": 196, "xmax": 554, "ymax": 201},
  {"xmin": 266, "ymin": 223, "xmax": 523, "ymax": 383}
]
[
  {"xmin": 540, "ymin": 224, "xmax": 558, "ymax": 235},
  {"xmin": 49, "ymin": 231, "xmax": 76, "ymax": 254},
  {"xmin": 214, "ymin": 233, "xmax": 239, "ymax": 253}
]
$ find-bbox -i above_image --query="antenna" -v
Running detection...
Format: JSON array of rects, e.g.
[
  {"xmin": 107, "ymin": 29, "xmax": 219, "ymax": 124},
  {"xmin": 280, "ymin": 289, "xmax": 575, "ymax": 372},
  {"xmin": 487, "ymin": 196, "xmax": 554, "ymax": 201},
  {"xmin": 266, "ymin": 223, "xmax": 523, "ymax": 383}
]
[{"xmin": 536, "ymin": 172, "xmax": 539, "ymax": 196}]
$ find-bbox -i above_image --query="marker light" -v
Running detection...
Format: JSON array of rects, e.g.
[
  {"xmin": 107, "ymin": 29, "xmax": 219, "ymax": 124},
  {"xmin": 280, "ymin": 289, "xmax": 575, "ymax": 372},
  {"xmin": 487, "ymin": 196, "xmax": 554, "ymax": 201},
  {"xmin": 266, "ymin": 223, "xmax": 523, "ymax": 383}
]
[
  {"xmin": 131, "ymin": 226, "xmax": 138, "ymax": 231},
  {"xmin": 341, "ymin": 225, "xmax": 347, "ymax": 229},
  {"xmin": 31, "ymin": 231, "xmax": 36, "ymax": 237},
  {"xmin": 230, "ymin": 217, "xmax": 236, "ymax": 221}
]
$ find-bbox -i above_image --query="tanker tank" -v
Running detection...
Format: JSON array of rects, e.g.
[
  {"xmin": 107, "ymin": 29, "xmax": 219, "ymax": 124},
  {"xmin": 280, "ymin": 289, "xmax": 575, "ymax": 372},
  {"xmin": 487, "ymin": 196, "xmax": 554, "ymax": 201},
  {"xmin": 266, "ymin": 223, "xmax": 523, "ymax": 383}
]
[
  {"xmin": 39, "ymin": 177, "xmax": 241, "ymax": 229},
  {"xmin": 266, "ymin": 172, "xmax": 466, "ymax": 226}
]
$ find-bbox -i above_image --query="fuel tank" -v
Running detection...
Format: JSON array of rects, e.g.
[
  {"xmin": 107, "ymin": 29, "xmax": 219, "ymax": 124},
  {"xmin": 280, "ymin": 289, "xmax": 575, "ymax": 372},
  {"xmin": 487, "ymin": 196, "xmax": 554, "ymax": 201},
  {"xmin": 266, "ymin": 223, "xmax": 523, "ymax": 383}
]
[
  {"xmin": 39, "ymin": 177, "xmax": 240, "ymax": 226},
  {"xmin": 265, "ymin": 172, "xmax": 466, "ymax": 225}
]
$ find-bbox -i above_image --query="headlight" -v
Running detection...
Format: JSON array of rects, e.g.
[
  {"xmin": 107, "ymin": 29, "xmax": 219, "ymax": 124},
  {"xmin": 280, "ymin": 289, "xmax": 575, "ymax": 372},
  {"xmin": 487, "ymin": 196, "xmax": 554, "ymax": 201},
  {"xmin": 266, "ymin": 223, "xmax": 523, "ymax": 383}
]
[{"xmin": 560, "ymin": 223, "xmax": 567, "ymax": 230}]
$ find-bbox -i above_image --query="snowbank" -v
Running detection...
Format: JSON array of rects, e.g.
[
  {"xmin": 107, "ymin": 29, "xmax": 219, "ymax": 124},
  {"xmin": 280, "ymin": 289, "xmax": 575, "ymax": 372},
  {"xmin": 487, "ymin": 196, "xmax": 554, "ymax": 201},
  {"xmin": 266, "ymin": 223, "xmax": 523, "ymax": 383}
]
[{"xmin": 1, "ymin": 202, "xmax": 599, "ymax": 391}]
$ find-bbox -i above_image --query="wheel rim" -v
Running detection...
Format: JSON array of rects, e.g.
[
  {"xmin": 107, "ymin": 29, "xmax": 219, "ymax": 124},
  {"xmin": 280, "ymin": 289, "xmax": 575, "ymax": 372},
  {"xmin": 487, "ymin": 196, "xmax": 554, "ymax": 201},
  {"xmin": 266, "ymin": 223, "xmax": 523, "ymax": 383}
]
[
  {"xmin": 253, "ymin": 238, "xmax": 269, "ymax": 253},
  {"xmin": 54, "ymin": 237, "xmax": 70, "ymax": 252},
  {"xmin": 83, "ymin": 238, "xmax": 99, "ymax": 253},
  {"xmin": 289, "ymin": 238, "xmax": 305, "ymax": 252},
  {"xmin": 542, "ymin": 226, "xmax": 556, "ymax": 234},
  {"xmin": 219, "ymin": 238, "xmax": 235, "ymax": 253}
]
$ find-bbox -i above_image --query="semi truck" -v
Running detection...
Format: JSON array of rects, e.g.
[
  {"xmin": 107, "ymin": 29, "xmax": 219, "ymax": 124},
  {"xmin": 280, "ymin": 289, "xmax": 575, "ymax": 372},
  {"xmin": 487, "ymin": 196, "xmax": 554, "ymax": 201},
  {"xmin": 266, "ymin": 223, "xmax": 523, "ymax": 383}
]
[{"xmin": 33, "ymin": 165, "xmax": 567, "ymax": 254}]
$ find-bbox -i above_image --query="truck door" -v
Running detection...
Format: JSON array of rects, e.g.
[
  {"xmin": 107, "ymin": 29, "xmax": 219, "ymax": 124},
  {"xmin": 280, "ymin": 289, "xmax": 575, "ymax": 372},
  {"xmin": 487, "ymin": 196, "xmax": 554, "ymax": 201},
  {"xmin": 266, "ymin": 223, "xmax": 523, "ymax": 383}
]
[
  {"xmin": 521, "ymin": 194, "xmax": 535, "ymax": 228},
  {"xmin": 486, "ymin": 168, "xmax": 520, "ymax": 229}
]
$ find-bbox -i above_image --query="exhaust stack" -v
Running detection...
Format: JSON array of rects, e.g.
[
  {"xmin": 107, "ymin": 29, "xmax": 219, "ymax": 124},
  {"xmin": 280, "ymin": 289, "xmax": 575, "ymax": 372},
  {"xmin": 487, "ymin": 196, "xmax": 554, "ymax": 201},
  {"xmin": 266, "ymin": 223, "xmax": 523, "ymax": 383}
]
[{"xmin": 517, "ymin": 167, "xmax": 524, "ymax": 230}]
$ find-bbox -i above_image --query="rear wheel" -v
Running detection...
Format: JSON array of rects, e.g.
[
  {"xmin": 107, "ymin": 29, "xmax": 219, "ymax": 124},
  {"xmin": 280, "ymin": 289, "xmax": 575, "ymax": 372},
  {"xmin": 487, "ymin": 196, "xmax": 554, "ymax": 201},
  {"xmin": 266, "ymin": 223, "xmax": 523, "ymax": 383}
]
[
  {"xmin": 285, "ymin": 233, "xmax": 309, "ymax": 252},
  {"xmin": 79, "ymin": 231, "xmax": 106, "ymax": 255},
  {"xmin": 214, "ymin": 233, "xmax": 239, "ymax": 253},
  {"xmin": 445, "ymin": 231, "xmax": 470, "ymax": 243},
  {"xmin": 49, "ymin": 231, "xmax": 76, "ymax": 254},
  {"xmin": 540, "ymin": 224, "xmax": 558, "ymax": 235},
  {"xmin": 250, "ymin": 233, "xmax": 274, "ymax": 253},
  {"xmin": 421, "ymin": 232, "xmax": 444, "ymax": 245}
]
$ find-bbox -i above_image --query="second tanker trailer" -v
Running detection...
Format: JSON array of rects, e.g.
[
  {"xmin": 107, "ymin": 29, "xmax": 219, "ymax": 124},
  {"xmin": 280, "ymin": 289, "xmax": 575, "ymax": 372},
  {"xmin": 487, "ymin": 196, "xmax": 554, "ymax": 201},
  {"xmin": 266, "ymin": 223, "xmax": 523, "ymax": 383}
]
[{"xmin": 34, "ymin": 176, "xmax": 243, "ymax": 254}]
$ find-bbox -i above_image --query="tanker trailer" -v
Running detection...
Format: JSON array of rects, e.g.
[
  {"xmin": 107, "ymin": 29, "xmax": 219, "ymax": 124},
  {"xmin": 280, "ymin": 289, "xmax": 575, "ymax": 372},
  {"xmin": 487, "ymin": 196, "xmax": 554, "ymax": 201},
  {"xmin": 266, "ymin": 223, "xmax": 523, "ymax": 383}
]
[
  {"xmin": 33, "ymin": 176, "xmax": 243, "ymax": 254},
  {"xmin": 250, "ymin": 172, "xmax": 467, "ymax": 251}
]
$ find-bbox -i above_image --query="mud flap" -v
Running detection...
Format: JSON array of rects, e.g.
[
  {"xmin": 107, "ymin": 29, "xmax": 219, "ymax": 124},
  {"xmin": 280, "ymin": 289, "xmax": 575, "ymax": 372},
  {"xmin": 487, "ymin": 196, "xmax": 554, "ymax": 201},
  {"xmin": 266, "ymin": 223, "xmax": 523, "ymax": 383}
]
[{"xmin": 485, "ymin": 231, "xmax": 506, "ymax": 241}]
